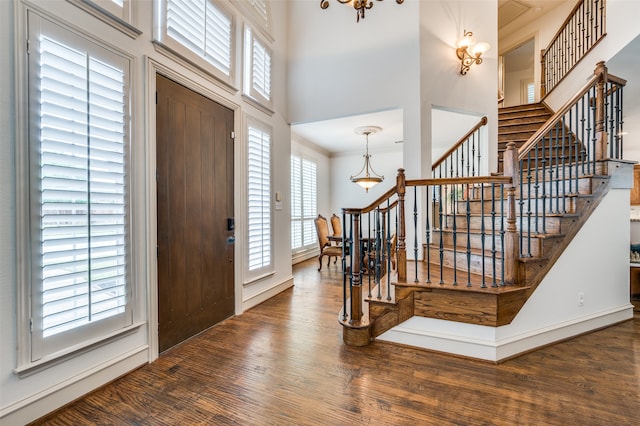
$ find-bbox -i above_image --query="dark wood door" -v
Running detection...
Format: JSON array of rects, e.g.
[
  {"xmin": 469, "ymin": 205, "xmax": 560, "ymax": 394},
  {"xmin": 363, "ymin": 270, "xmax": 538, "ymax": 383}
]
[{"xmin": 156, "ymin": 74, "xmax": 235, "ymax": 352}]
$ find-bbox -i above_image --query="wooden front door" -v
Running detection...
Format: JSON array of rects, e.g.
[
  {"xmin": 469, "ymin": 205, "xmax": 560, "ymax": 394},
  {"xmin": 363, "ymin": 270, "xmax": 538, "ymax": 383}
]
[{"xmin": 156, "ymin": 74, "xmax": 235, "ymax": 352}]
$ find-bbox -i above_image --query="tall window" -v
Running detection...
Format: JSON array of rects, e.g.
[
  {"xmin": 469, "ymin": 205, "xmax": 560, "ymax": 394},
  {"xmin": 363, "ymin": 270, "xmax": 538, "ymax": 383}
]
[
  {"xmin": 25, "ymin": 12, "xmax": 132, "ymax": 362},
  {"xmin": 243, "ymin": 26, "xmax": 272, "ymax": 109},
  {"xmin": 246, "ymin": 119, "xmax": 272, "ymax": 275},
  {"xmin": 291, "ymin": 155, "xmax": 317, "ymax": 251},
  {"xmin": 156, "ymin": 0, "xmax": 235, "ymax": 86}
]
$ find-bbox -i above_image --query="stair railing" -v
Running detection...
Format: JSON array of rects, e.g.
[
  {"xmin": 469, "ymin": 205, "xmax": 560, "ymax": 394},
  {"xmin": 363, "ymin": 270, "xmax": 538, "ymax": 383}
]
[
  {"xmin": 432, "ymin": 116, "xmax": 488, "ymax": 179},
  {"xmin": 541, "ymin": 0, "xmax": 606, "ymax": 97},
  {"xmin": 505, "ymin": 61, "xmax": 625, "ymax": 258},
  {"xmin": 340, "ymin": 170, "xmax": 515, "ymax": 329}
]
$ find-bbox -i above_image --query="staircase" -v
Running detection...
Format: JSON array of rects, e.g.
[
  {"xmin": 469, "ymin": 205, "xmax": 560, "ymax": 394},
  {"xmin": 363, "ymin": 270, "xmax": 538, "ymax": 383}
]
[
  {"xmin": 338, "ymin": 62, "xmax": 628, "ymax": 351},
  {"xmin": 498, "ymin": 103, "xmax": 552, "ymax": 172}
]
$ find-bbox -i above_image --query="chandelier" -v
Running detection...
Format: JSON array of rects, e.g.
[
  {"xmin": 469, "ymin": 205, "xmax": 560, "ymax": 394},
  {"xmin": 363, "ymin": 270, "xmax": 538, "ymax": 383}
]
[
  {"xmin": 320, "ymin": 0, "xmax": 405, "ymax": 23},
  {"xmin": 351, "ymin": 126, "xmax": 384, "ymax": 192}
]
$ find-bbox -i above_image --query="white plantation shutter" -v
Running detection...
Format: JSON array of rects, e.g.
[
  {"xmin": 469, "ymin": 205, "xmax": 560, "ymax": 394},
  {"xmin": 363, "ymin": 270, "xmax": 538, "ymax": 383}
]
[
  {"xmin": 247, "ymin": 123, "xmax": 271, "ymax": 272},
  {"xmin": 251, "ymin": 36, "xmax": 271, "ymax": 100},
  {"xmin": 28, "ymin": 13, "xmax": 131, "ymax": 358},
  {"xmin": 243, "ymin": 26, "xmax": 272, "ymax": 108},
  {"xmin": 291, "ymin": 156, "xmax": 302, "ymax": 249},
  {"xmin": 291, "ymin": 155, "xmax": 317, "ymax": 251},
  {"xmin": 163, "ymin": 0, "xmax": 233, "ymax": 81}
]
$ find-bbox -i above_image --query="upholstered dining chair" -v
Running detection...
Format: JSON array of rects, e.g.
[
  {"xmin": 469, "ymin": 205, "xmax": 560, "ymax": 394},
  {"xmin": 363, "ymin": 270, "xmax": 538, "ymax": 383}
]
[
  {"xmin": 314, "ymin": 214, "xmax": 343, "ymax": 271},
  {"xmin": 330, "ymin": 213, "xmax": 342, "ymax": 237}
]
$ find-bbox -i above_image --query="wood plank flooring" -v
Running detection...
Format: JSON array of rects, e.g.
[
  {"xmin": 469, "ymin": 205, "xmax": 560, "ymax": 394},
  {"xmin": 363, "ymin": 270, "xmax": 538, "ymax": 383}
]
[{"xmin": 31, "ymin": 259, "xmax": 639, "ymax": 425}]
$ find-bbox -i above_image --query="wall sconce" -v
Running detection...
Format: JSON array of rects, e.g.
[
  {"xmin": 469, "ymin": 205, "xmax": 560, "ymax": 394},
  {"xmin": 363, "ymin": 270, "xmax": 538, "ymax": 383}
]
[
  {"xmin": 456, "ymin": 30, "xmax": 490, "ymax": 75},
  {"xmin": 320, "ymin": 0, "xmax": 404, "ymax": 23}
]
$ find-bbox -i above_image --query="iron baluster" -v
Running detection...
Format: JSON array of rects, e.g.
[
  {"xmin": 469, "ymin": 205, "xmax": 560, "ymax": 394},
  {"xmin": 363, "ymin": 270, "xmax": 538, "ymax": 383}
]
[
  {"xmin": 452, "ymin": 183, "xmax": 458, "ymax": 286},
  {"xmin": 491, "ymin": 183, "xmax": 497, "ymax": 287},
  {"xmin": 413, "ymin": 186, "xmax": 419, "ymax": 283},
  {"xmin": 480, "ymin": 182, "xmax": 486, "ymax": 288},
  {"xmin": 439, "ymin": 184, "xmax": 444, "ymax": 285},
  {"xmin": 466, "ymin": 183, "xmax": 472, "ymax": 287}
]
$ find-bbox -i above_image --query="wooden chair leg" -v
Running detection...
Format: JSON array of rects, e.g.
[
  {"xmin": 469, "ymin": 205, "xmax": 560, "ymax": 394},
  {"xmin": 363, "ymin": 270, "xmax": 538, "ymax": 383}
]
[{"xmin": 318, "ymin": 255, "xmax": 323, "ymax": 271}]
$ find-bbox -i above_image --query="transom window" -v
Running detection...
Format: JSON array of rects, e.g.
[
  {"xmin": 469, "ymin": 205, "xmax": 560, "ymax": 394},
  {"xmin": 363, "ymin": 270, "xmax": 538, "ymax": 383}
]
[
  {"xmin": 243, "ymin": 26, "xmax": 272, "ymax": 109},
  {"xmin": 155, "ymin": 0, "xmax": 235, "ymax": 86}
]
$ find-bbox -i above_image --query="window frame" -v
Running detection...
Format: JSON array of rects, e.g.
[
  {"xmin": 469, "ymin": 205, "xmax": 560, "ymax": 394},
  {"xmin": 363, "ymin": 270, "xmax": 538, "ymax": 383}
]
[
  {"xmin": 15, "ymin": 8, "xmax": 137, "ymax": 373},
  {"xmin": 290, "ymin": 154, "xmax": 318, "ymax": 253},
  {"xmin": 154, "ymin": 0, "xmax": 237, "ymax": 90},
  {"xmin": 243, "ymin": 24, "xmax": 273, "ymax": 112},
  {"xmin": 244, "ymin": 115, "xmax": 273, "ymax": 283},
  {"xmin": 66, "ymin": 0, "xmax": 141, "ymax": 39}
]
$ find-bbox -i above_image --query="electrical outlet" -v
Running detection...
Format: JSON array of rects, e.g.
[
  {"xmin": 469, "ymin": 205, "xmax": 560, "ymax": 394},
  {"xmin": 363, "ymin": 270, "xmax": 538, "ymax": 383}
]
[{"xmin": 577, "ymin": 292, "xmax": 585, "ymax": 307}]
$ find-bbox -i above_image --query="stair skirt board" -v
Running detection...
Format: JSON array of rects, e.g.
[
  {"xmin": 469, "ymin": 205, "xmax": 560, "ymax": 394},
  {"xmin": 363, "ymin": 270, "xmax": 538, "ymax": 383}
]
[{"xmin": 377, "ymin": 305, "xmax": 633, "ymax": 362}]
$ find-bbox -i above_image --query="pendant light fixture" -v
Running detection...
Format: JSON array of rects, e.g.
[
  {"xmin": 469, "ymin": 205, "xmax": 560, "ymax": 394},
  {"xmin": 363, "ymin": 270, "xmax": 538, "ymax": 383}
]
[{"xmin": 350, "ymin": 126, "xmax": 384, "ymax": 192}]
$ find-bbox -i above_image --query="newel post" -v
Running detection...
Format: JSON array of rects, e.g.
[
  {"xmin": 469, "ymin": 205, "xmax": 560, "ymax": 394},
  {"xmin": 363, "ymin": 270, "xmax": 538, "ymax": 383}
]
[
  {"xmin": 505, "ymin": 186, "xmax": 519, "ymax": 285},
  {"xmin": 540, "ymin": 49, "xmax": 547, "ymax": 99},
  {"xmin": 396, "ymin": 168, "xmax": 407, "ymax": 282},
  {"xmin": 350, "ymin": 212, "xmax": 362, "ymax": 323},
  {"xmin": 502, "ymin": 142, "xmax": 519, "ymax": 188},
  {"xmin": 594, "ymin": 61, "xmax": 608, "ymax": 164}
]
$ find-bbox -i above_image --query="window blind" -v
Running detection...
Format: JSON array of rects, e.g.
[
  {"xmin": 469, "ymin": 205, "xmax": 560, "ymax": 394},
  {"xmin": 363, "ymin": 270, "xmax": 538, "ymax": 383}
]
[
  {"xmin": 251, "ymin": 35, "xmax": 271, "ymax": 101},
  {"xmin": 291, "ymin": 155, "xmax": 317, "ymax": 251},
  {"xmin": 38, "ymin": 34, "xmax": 127, "ymax": 338},
  {"xmin": 247, "ymin": 125, "xmax": 271, "ymax": 271},
  {"xmin": 166, "ymin": 0, "xmax": 232, "ymax": 76}
]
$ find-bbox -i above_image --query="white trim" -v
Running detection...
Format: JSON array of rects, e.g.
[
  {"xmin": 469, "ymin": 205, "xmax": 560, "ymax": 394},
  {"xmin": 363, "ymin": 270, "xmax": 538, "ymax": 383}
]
[
  {"xmin": 66, "ymin": 0, "xmax": 141, "ymax": 39},
  {"xmin": 241, "ymin": 277, "xmax": 293, "ymax": 312},
  {"xmin": 0, "ymin": 346, "xmax": 148, "ymax": 425},
  {"xmin": 145, "ymin": 56, "xmax": 242, "ymax": 362},
  {"xmin": 378, "ymin": 305, "xmax": 634, "ymax": 362}
]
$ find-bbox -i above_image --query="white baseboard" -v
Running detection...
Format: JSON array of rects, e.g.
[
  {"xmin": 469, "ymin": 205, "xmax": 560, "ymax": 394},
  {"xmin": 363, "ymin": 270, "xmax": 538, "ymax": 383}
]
[
  {"xmin": 378, "ymin": 305, "xmax": 634, "ymax": 362},
  {"xmin": 0, "ymin": 346, "xmax": 149, "ymax": 425}
]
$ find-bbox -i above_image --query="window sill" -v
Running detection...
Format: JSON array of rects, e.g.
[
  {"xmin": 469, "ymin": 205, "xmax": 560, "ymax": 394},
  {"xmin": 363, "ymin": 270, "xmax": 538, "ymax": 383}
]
[
  {"xmin": 242, "ymin": 94, "xmax": 274, "ymax": 116},
  {"xmin": 243, "ymin": 270, "xmax": 275, "ymax": 286},
  {"xmin": 14, "ymin": 321, "xmax": 146, "ymax": 378},
  {"xmin": 66, "ymin": 0, "xmax": 141, "ymax": 39}
]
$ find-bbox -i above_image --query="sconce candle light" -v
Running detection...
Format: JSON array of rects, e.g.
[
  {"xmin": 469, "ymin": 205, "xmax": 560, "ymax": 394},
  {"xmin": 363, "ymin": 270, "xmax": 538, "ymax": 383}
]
[{"xmin": 456, "ymin": 30, "xmax": 490, "ymax": 75}]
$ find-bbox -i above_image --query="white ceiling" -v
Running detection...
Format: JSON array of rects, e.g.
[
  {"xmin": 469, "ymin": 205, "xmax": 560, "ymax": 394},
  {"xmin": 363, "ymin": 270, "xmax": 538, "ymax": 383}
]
[{"xmin": 291, "ymin": 108, "xmax": 404, "ymax": 155}]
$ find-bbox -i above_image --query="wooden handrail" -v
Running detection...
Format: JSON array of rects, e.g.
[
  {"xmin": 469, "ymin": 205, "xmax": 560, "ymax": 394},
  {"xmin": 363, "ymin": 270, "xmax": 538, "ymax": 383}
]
[
  {"xmin": 519, "ymin": 62, "xmax": 625, "ymax": 161},
  {"xmin": 342, "ymin": 176, "xmax": 512, "ymax": 214},
  {"xmin": 540, "ymin": 0, "xmax": 607, "ymax": 98},
  {"xmin": 541, "ymin": 0, "xmax": 587, "ymax": 57},
  {"xmin": 432, "ymin": 116, "xmax": 488, "ymax": 171},
  {"xmin": 407, "ymin": 176, "xmax": 512, "ymax": 187}
]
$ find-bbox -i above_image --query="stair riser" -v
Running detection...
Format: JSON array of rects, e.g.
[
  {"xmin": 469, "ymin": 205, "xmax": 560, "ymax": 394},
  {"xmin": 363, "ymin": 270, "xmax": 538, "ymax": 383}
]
[
  {"xmin": 442, "ymin": 215, "xmax": 564, "ymax": 234},
  {"xmin": 431, "ymin": 231, "xmax": 504, "ymax": 253},
  {"xmin": 466, "ymin": 176, "xmax": 593, "ymax": 199},
  {"xmin": 460, "ymin": 196, "xmax": 578, "ymax": 215},
  {"xmin": 428, "ymin": 247, "xmax": 503, "ymax": 279}
]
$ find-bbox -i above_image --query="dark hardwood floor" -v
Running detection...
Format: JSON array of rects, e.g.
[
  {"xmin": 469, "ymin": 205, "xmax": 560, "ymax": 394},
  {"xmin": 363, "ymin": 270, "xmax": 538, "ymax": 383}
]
[{"xmin": 31, "ymin": 259, "xmax": 639, "ymax": 425}]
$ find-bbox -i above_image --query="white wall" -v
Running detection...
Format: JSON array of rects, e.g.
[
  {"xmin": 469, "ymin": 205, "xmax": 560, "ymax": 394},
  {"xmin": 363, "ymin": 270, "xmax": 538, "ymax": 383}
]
[
  {"xmin": 420, "ymin": 0, "xmax": 499, "ymax": 174},
  {"xmin": 380, "ymin": 186, "xmax": 634, "ymax": 361},
  {"xmin": 1, "ymin": 0, "xmax": 293, "ymax": 423},
  {"xmin": 330, "ymin": 148, "xmax": 404, "ymax": 217},
  {"xmin": 287, "ymin": 0, "xmax": 422, "ymax": 178}
]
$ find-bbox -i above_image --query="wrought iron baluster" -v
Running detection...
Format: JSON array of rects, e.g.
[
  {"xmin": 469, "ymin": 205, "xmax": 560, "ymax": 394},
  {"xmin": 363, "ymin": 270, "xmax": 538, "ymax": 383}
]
[
  {"xmin": 426, "ymin": 185, "xmax": 432, "ymax": 284},
  {"xmin": 466, "ymin": 183, "xmax": 472, "ymax": 287},
  {"xmin": 491, "ymin": 183, "xmax": 497, "ymax": 288},
  {"xmin": 413, "ymin": 186, "xmax": 419, "ymax": 283},
  {"xmin": 480, "ymin": 182, "xmax": 486, "ymax": 288},
  {"xmin": 452, "ymin": 183, "xmax": 458, "ymax": 286},
  {"xmin": 439, "ymin": 184, "xmax": 444, "ymax": 285},
  {"xmin": 500, "ymin": 184, "xmax": 505, "ymax": 286}
]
